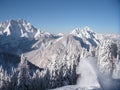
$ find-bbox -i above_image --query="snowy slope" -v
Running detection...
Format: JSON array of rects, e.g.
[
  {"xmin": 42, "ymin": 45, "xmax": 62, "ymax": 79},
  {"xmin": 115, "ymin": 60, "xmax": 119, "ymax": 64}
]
[
  {"xmin": 23, "ymin": 27, "xmax": 98, "ymax": 88},
  {"xmin": 23, "ymin": 24, "xmax": 120, "ymax": 89}
]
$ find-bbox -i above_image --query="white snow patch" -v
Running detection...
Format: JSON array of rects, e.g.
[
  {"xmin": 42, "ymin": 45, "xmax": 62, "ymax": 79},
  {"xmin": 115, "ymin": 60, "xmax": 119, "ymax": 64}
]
[{"xmin": 76, "ymin": 57, "xmax": 100, "ymax": 89}]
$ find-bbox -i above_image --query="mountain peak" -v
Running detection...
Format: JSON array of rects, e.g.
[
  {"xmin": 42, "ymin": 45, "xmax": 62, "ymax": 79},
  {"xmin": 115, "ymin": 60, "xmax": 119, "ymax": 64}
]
[
  {"xmin": 0, "ymin": 19, "xmax": 38, "ymax": 39},
  {"xmin": 7, "ymin": 19, "xmax": 27, "ymax": 24},
  {"xmin": 81, "ymin": 26, "xmax": 95, "ymax": 35},
  {"xmin": 71, "ymin": 26, "xmax": 94, "ymax": 35},
  {"xmin": 82, "ymin": 26, "xmax": 91, "ymax": 31},
  {"xmin": 71, "ymin": 28, "xmax": 81, "ymax": 34},
  {"xmin": 80, "ymin": 26, "xmax": 94, "ymax": 33}
]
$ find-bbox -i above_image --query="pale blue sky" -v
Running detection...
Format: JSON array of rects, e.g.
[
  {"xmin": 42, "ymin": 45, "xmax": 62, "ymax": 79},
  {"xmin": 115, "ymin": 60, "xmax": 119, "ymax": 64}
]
[{"xmin": 0, "ymin": 0, "xmax": 120, "ymax": 34}]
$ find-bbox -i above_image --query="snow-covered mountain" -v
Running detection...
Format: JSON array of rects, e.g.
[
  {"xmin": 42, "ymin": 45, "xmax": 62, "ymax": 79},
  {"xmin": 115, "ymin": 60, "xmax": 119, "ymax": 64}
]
[
  {"xmin": 0, "ymin": 19, "xmax": 38, "ymax": 38},
  {"xmin": 70, "ymin": 26, "xmax": 100, "ymax": 47},
  {"xmin": 0, "ymin": 19, "xmax": 120, "ymax": 90},
  {"xmin": 0, "ymin": 19, "xmax": 55, "ymax": 54}
]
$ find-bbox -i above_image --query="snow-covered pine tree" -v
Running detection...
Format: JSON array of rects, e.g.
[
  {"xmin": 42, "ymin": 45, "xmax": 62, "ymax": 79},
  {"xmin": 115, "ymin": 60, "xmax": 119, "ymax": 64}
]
[
  {"xmin": 17, "ymin": 55, "xmax": 30, "ymax": 90},
  {"xmin": 97, "ymin": 39, "xmax": 118, "ymax": 77}
]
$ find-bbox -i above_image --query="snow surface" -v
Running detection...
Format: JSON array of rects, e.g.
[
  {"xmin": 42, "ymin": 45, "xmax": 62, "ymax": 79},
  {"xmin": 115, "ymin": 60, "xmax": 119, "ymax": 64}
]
[{"xmin": 76, "ymin": 57, "xmax": 100, "ymax": 89}]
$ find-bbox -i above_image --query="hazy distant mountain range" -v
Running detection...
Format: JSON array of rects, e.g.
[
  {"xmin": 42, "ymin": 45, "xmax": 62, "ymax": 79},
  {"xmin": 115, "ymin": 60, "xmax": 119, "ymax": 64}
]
[{"xmin": 0, "ymin": 19, "xmax": 120, "ymax": 90}]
